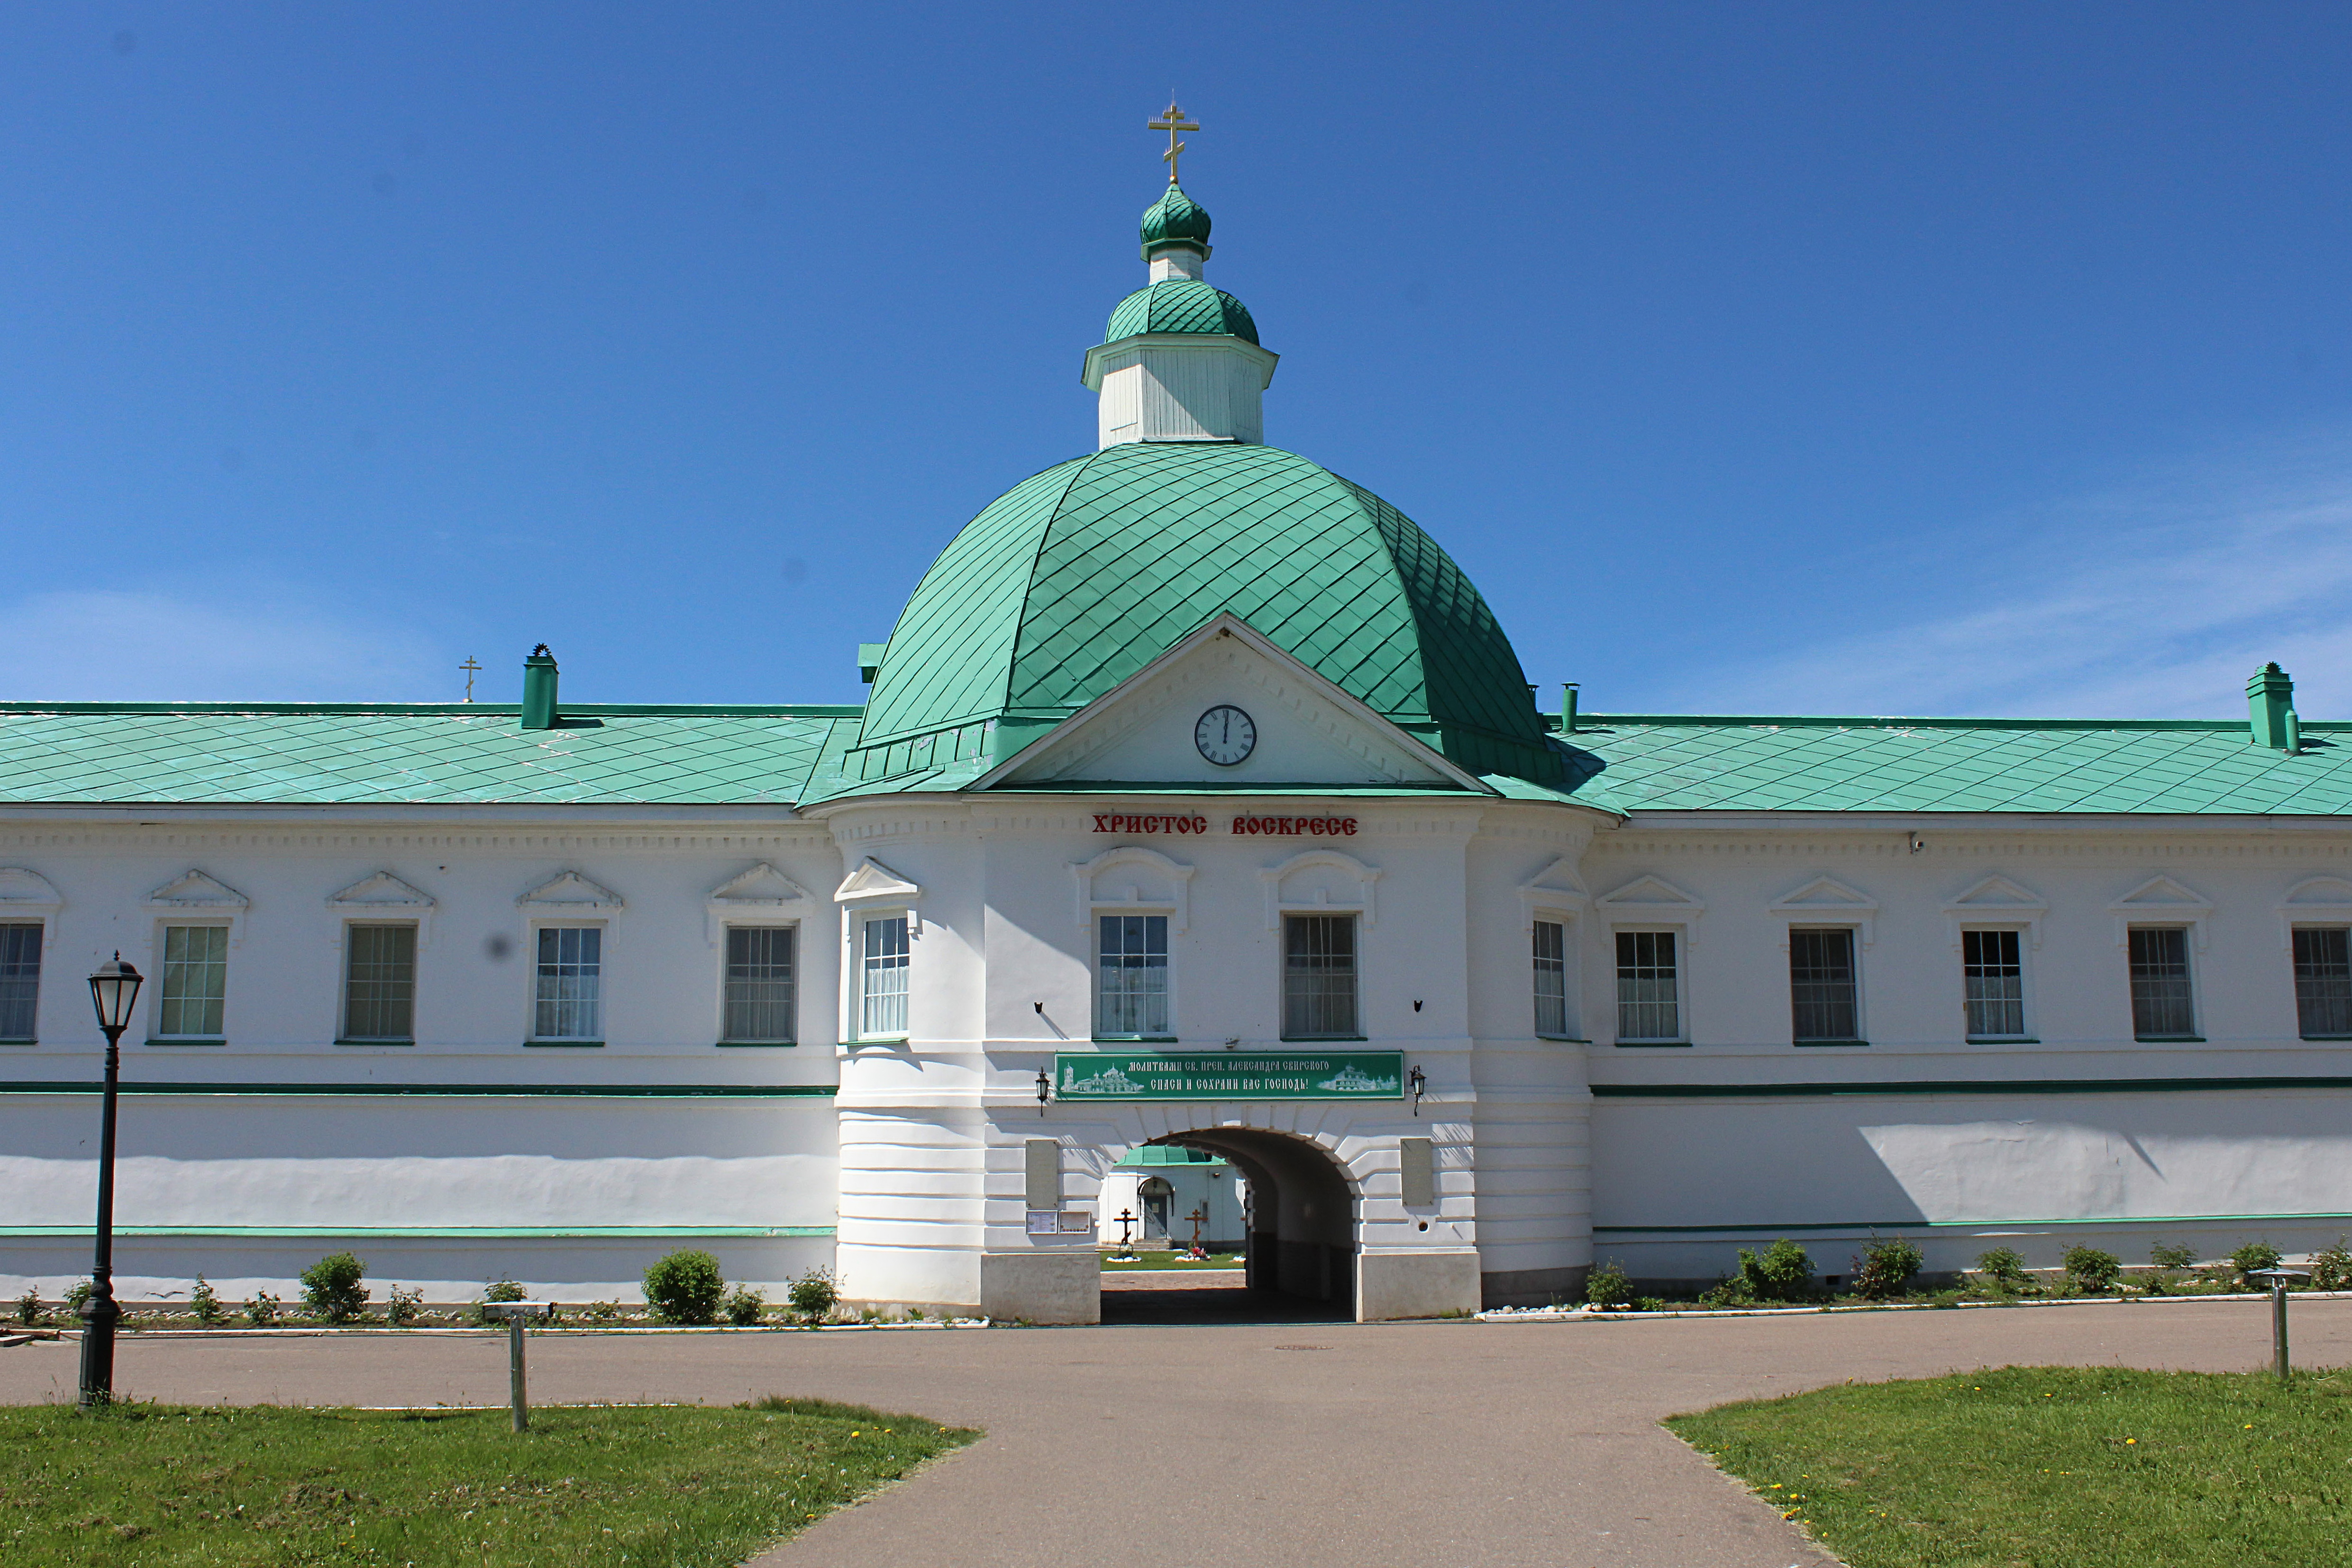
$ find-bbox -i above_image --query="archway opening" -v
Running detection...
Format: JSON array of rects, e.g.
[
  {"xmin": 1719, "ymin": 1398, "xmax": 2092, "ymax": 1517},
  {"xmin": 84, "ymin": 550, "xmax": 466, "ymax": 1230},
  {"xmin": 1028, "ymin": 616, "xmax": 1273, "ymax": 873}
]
[{"xmin": 1100, "ymin": 1128, "xmax": 1357, "ymax": 1324}]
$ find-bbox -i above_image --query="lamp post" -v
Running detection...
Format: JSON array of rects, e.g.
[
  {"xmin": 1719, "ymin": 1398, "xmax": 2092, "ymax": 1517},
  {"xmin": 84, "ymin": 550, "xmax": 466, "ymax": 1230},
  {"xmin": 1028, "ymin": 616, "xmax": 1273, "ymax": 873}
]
[{"xmin": 80, "ymin": 953, "xmax": 142, "ymax": 1410}]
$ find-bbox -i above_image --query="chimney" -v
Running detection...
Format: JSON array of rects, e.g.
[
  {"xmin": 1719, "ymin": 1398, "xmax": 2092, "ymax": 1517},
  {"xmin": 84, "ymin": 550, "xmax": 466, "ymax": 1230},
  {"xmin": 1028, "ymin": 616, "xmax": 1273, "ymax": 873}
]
[
  {"xmin": 521, "ymin": 645, "xmax": 560, "ymax": 730},
  {"xmin": 858, "ymin": 643, "xmax": 887, "ymax": 685},
  {"xmin": 2248, "ymin": 662, "xmax": 2297, "ymax": 751}
]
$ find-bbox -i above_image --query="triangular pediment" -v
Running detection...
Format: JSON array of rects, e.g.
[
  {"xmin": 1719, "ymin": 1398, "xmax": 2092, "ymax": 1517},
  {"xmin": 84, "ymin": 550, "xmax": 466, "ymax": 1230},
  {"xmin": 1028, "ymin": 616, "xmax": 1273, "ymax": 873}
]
[
  {"xmin": 146, "ymin": 869, "xmax": 249, "ymax": 909},
  {"xmin": 1518, "ymin": 856, "xmax": 1587, "ymax": 912},
  {"xmin": 710, "ymin": 862, "xmax": 812, "ymax": 907},
  {"xmin": 834, "ymin": 857, "xmax": 920, "ymax": 903},
  {"xmin": 0, "ymin": 867, "xmax": 63, "ymax": 909},
  {"xmin": 1769, "ymin": 875, "xmax": 1878, "ymax": 914},
  {"xmin": 516, "ymin": 870, "xmax": 625, "ymax": 910},
  {"xmin": 1595, "ymin": 874, "xmax": 1703, "ymax": 912},
  {"xmin": 2110, "ymin": 875, "xmax": 2209, "ymax": 912},
  {"xmin": 1945, "ymin": 875, "xmax": 2046, "ymax": 912},
  {"xmin": 973, "ymin": 615, "xmax": 1492, "ymax": 794},
  {"xmin": 327, "ymin": 871, "xmax": 435, "ymax": 910}
]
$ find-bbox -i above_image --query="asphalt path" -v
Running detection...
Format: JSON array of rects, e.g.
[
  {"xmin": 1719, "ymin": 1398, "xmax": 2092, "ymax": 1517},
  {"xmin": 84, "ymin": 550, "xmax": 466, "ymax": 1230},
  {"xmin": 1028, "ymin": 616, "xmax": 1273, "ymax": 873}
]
[{"xmin": 5, "ymin": 1294, "xmax": 2345, "ymax": 1568}]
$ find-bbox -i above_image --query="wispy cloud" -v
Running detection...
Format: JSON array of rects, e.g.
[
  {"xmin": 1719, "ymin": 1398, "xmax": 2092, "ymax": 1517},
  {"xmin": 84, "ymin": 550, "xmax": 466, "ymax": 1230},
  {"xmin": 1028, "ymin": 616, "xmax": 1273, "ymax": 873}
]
[
  {"xmin": 1677, "ymin": 427, "xmax": 2352, "ymax": 720},
  {"xmin": 0, "ymin": 585, "xmax": 446, "ymax": 702}
]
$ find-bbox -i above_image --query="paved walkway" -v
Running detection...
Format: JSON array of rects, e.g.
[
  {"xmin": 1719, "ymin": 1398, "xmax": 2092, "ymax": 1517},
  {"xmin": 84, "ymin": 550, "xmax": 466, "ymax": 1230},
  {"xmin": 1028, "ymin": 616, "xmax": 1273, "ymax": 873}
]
[{"xmin": 6, "ymin": 1295, "xmax": 2345, "ymax": 1567}]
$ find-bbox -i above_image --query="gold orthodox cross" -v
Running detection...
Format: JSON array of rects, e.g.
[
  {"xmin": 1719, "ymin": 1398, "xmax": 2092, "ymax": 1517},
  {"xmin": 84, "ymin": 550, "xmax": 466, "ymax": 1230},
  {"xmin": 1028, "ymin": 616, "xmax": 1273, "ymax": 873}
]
[
  {"xmin": 1149, "ymin": 100, "xmax": 1198, "ymax": 183},
  {"xmin": 459, "ymin": 657, "xmax": 482, "ymax": 702}
]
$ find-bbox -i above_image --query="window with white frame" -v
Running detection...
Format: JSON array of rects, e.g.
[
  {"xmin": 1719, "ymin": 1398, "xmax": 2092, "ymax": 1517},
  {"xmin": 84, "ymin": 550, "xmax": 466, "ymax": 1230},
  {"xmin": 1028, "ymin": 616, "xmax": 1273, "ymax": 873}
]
[
  {"xmin": 157, "ymin": 924, "xmax": 229, "ymax": 1039},
  {"xmin": 2292, "ymin": 927, "xmax": 2352, "ymax": 1039},
  {"xmin": 341, "ymin": 923, "xmax": 417, "ymax": 1042},
  {"xmin": 722, "ymin": 926, "xmax": 796, "ymax": 1043},
  {"xmin": 533, "ymin": 926, "xmax": 603, "ymax": 1040},
  {"xmin": 1961, "ymin": 929, "xmax": 2026, "ymax": 1039},
  {"xmin": 0, "ymin": 923, "xmax": 40, "ymax": 1040},
  {"xmin": 1532, "ymin": 919, "xmax": 1569, "ymax": 1039},
  {"xmin": 1097, "ymin": 914, "xmax": 1169, "ymax": 1038},
  {"xmin": 2127, "ymin": 926, "xmax": 2196, "ymax": 1039},
  {"xmin": 1282, "ymin": 914, "xmax": 1358, "ymax": 1039},
  {"xmin": 858, "ymin": 914, "xmax": 910, "ymax": 1038},
  {"xmin": 1789, "ymin": 928, "xmax": 1860, "ymax": 1043},
  {"xmin": 1614, "ymin": 930, "xmax": 1680, "ymax": 1042}
]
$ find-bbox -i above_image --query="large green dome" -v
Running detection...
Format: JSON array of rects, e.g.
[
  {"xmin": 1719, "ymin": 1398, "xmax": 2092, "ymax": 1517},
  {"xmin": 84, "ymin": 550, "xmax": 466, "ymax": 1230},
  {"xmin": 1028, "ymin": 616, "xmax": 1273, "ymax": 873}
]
[
  {"xmin": 1104, "ymin": 278, "xmax": 1259, "ymax": 345},
  {"xmin": 859, "ymin": 443, "xmax": 1559, "ymax": 784}
]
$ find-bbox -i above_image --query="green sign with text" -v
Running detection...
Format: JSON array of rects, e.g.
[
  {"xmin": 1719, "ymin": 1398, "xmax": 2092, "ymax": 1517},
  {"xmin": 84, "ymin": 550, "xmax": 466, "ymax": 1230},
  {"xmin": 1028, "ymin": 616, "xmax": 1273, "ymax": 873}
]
[{"xmin": 1053, "ymin": 1051, "xmax": 1405, "ymax": 1102}]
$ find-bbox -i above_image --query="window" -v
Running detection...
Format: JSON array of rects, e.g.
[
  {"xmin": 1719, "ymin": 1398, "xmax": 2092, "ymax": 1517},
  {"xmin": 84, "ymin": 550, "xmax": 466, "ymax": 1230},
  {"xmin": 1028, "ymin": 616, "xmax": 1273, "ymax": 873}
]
[
  {"xmin": 858, "ymin": 914, "xmax": 910, "ymax": 1038},
  {"xmin": 2292, "ymin": 927, "xmax": 2352, "ymax": 1039},
  {"xmin": 533, "ymin": 927, "xmax": 602, "ymax": 1041},
  {"xmin": 1789, "ymin": 928, "xmax": 1860, "ymax": 1043},
  {"xmin": 0, "ymin": 924, "xmax": 40, "ymax": 1040},
  {"xmin": 1532, "ymin": 920, "xmax": 1569, "ymax": 1038},
  {"xmin": 2127, "ymin": 926, "xmax": 2195, "ymax": 1039},
  {"xmin": 1283, "ymin": 914, "xmax": 1358, "ymax": 1039},
  {"xmin": 157, "ymin": 924, "xmax": 228, "ymax": 1039},
  {"xmin": 723, "ymin": 926, "xmax": 796, "ymax": 1043},
  {"xmin": 341, "ymin": 924, "xmax": 416, "ymax": 1042},
  {"xmin": 1961, "ymin": 929, "xmax": 2026, "ymax": 1039},
  {"xmin": 1614, "ymin": 930, "xmax": 1680, "ymax": 1042},
  {"xmin": 1097, "ymin": 914, "xmax": 1169, "ymax": 1038}
]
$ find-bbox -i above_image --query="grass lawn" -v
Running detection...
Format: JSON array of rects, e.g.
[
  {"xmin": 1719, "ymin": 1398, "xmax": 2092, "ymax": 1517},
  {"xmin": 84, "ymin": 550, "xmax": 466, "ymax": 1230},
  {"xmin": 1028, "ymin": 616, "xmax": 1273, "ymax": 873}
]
[
  {"xmin": 1099, "ymin": 1251, "xmax": 1245, "ymax": 1271},
  {"xmin": 1668, "ymin": 1365, "xmax": 2352, "ymax": 1567},
  {"xmin": 5, "ymin": 1395, "xmax": 975, "ymax": 1566}
]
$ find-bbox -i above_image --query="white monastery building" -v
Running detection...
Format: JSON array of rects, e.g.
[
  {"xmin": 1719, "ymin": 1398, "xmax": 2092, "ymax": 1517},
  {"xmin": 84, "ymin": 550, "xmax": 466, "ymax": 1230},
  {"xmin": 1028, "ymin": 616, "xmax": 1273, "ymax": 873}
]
[{"xmin": 8, "ymin": 146, "xmax": 2352, "ymax": 1323}]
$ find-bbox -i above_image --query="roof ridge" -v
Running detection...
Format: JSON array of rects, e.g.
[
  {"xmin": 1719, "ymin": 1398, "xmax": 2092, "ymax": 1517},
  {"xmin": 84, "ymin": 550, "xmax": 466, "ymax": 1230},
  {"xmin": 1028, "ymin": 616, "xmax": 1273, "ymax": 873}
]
[
  {"xmin": 0, "ymin": 702, "xmax": 866, "ymax": 718},
  {"xmin": 1567, "ymin": 713, "xmax": 2341, "ymax": 732}
]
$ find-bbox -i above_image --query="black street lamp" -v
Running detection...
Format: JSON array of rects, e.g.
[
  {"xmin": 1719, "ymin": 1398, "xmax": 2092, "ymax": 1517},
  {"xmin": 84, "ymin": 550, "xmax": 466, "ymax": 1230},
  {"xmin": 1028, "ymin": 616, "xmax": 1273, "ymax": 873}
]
[{"xmin": 80, "ymin": 952, "xmax": 142, "ymax": 1410}]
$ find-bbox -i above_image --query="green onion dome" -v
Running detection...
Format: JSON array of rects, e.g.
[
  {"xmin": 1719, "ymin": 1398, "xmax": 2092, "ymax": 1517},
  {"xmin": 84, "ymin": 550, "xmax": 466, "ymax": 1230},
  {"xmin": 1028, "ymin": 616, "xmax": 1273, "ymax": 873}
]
[
  {"xmin": 860, "ymin": 443, "xmax": 1561, "ymax": 785},
  {"xmin": 1103, "ymin": 278, "xmax": 1259, "ymax": 345},
  {"xmin": 1140, "ymin": 182, "xmax": 1213, "ymax": 255}
]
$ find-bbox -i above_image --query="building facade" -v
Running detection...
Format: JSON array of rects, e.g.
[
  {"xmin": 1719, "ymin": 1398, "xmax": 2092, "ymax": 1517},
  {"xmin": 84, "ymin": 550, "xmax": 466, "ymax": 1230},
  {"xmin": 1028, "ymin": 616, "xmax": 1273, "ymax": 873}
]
[{"xmin": 7, "ymin": 178, "xmax": 2352, "ymax": 1322}]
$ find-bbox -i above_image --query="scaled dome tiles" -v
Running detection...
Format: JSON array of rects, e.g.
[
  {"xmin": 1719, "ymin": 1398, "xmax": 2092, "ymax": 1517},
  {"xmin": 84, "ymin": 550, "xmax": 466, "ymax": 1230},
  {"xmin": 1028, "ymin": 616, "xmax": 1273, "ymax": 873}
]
[
  {"xmin": 1103, "ymin": 279, "xmax": 1260, "ymax": 345},
  {"xmin": 859, "ymin": 443, "xmax": 1560, "ymax": 784}
]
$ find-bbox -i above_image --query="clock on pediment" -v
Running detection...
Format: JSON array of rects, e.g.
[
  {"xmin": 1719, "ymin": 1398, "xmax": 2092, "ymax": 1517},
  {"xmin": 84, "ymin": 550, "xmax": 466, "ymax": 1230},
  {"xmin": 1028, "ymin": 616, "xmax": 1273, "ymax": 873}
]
[{"xmin": 1194, "ymin": 704, "xmax": 1256, "ymax": 766}]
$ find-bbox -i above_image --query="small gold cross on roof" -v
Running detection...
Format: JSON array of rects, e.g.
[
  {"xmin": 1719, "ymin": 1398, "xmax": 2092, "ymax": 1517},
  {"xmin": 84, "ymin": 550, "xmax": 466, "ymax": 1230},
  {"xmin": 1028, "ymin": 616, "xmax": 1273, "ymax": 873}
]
[
  {"xmin": 1148, "ymin": 99, "xmax": 1198, "ymax": 184},
  {"xmin": 459, "ymin": 657, "xmax": 482, "ymax": 702}
]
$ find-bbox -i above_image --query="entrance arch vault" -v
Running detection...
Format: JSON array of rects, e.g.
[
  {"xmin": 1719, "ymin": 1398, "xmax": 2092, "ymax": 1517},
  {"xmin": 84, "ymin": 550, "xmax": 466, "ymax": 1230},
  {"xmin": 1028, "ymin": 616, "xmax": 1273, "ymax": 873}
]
[{"xmin": 1145, "ymin": 1128, "xmax": 1358, "ymax": 1314}]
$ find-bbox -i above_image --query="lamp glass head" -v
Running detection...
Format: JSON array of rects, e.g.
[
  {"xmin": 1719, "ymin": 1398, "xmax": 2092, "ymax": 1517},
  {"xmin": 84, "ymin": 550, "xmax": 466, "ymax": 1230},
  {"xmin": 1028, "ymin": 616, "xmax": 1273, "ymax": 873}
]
[{"xmin": 88, "ymin": 952, "xmax": 144, "ymax": 1032}]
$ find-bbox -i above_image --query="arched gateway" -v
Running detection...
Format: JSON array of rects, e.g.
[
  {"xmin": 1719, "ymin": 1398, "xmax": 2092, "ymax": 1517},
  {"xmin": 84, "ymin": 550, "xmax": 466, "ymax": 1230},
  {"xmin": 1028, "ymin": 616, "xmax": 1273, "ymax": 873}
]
[{"xmin": 1138, "ymin": 1129, "xmax": 1358, "ymax": 1311}]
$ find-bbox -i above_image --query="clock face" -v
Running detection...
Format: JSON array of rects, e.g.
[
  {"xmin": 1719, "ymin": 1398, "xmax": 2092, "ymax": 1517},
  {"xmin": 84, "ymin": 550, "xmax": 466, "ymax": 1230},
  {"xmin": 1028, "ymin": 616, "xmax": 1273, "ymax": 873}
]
[{"xmin": 1194, "ymin": 704, "xmax": 1257, "ymax": 766}]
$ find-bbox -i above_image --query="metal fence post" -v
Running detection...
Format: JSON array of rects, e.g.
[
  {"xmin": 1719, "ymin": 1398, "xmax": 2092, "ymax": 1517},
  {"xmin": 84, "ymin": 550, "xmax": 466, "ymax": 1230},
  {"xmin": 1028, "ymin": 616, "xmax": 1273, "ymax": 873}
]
[
  {"xmin": 2248, "ymin": 1268, "xmax": 2309, "ymax": 1378},
  {"xmin": 483, "ymin": 1301, "xmax": 552, "ymax": 1430}
]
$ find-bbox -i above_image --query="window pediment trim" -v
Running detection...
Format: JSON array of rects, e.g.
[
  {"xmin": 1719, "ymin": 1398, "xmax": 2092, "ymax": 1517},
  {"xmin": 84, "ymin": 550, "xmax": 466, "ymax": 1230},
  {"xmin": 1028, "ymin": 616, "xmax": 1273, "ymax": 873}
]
[
  {"xmin": 516, "ymin": 870, "xmax": 625, "ymax": 914},
  {"xmin": 707, "ymin": 861, "xmax": 812, "ymax": 945},
  {"xmin": 1768, "ymin": 875, "xmax": 1879, "ymax": 948},
  {"xmin": 0, "ymin": 868, "xmax": 63, "ymax": 948},
  {"xmin": 1260, "ymin": 848, "xmax": 1380, "ymax": 930},
  {"xmin": 327, "ymin": 871, "xmax": 437, "ymax": 949},
  {"xmin": 1518, "ymin": 856, "xmax": 1587, "ymax": 931},
  {"xmin": 2278, "ymin": 876, "xmax": 2352, "ymax": 948},
  {"xmin": 2109, "ymin": 875, "xmax": 2211, "ymax": 951},
  {"xmin": 144, "ymin": 868, "xmax": 250, "ymax": 949},
  {"xmin": 1073, "ymin": 845, "xmax": 1195, "ymax": 931},
  {"xmin": 1942, "ymin": 874, "xmax": 2048, "ymax": 950},
  {"xmin": 1595, "ymin": 874, "xmax": 1704, "ymax": 943}
]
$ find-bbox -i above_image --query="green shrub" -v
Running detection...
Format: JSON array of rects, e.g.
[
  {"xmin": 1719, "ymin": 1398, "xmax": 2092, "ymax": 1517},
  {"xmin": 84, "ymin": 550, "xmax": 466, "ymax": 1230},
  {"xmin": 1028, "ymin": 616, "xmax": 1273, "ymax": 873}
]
[
  {"xmin": 1850, "ymin": 1235, "xmax": 1924, "ymax": 1301},
  {"xmin": 644, "ymin": 1250, "xmax": 727, "ymax": 1325},
  {"xmin": 189, "ymin": 1275, "xmax": 222, "ymax": 1325},
  {"xmin": 1585, "ymin": 1260, "xmax": 1633, "ymax": 1308},
  {"xmin": 787, "ymin": 1267, "xmax": 840, "ymax": 1322},
  {"xmin": 2309, "ymin": 1236, "xmax": 2352, "ymax": 1292},
  {"xmin": 1737, "ymin": 1239, "xmax": 1816, "ymax": 1302},
  {"xmin": 63, "ymin": 1279, "xmax": 93, "ymax": 1316},
  {"xmin": 2062, "ymin": 1245, "xmax": 2122, "ymax": 1295},
  {"xmin": 246, "ymin": 1291, "xmax": 281, "ymax": 1327},
  {"xmin": 1697, "ymin": 1275, "xmax": 1755, "ymax": 1309},
  {"xmin": 724, "ymin": 1287, "xmax": 766, "ymax": 1326},
  {"xmin": 2228, "ymin": 1240, "xmax": 2282, "ymax": 1290},
  {"xmin": 385, "ymin": 1284, "xmax": 423, "ymax": 1327},
  {"xmin": 14, "ymin": 1290, "xmax": 42, "ymax": 1326},
  {"xmin": 1633, "ymin": 1295, "xmax": 1667, "ymax": 1313},
  {"xmin": 1973, "ymin": 1246, "xmax": 2032, "ymax": 1294},
  {"xmin": 2149, "ymin": 1240, "xmax": 2197, "ymax": 1271},
  {"xmin": 299, "ymin": 1252, "xmax": 370, "ymax": 1323}
]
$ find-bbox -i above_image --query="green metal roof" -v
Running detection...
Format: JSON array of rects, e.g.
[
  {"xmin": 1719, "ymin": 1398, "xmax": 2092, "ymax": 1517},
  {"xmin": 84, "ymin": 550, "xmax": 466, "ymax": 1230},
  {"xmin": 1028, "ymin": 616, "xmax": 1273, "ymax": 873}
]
[
  {"xmin": 853, "ymin": 443, "xmax": 1561, "ymax": 786},
  {"xmin": 1103, "ymin": 279, "xmax": 1259, "ymax": 345},
  {"xmin": 1139, "ymin": 182, "xmax": 1212, "ymax": 255},
  {"xmin": 1115, "ymin": 1146, "xmax": 1231, "ymax": 1168},
  {"xmin": 0, "ymin": 704, "xmax": 857, "ymax": 805},
  {"xmin": 1558, "ymin": 715, "xmax": 2352, "ymax": 815}
]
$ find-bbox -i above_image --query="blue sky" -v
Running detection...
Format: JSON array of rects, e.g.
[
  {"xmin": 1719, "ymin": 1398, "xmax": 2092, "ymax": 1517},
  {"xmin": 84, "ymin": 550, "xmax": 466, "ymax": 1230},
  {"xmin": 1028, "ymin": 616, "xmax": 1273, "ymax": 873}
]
[{"xmin": 4, "ymin": 2, "xmax": 2350, "ymax": 719}]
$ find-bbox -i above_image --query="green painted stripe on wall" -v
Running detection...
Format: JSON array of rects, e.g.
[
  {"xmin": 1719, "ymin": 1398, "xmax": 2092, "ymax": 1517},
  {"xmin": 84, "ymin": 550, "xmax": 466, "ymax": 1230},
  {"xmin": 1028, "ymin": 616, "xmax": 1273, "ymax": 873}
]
[
  {"xmin": 0, "ymin": 1226, "xmax": 837, "ymax": 1239},
  {"xmin": 0, "ymin": 1082, "xmax": 837, "ymax": 1098},
  {"xmin": 1591, "ymin": 1075, "xmax": 2352, "ymax": 1100},
  {"xmin": 1595, "ymin": 1212, "xmax": 2352, "ymax": 1236}
]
